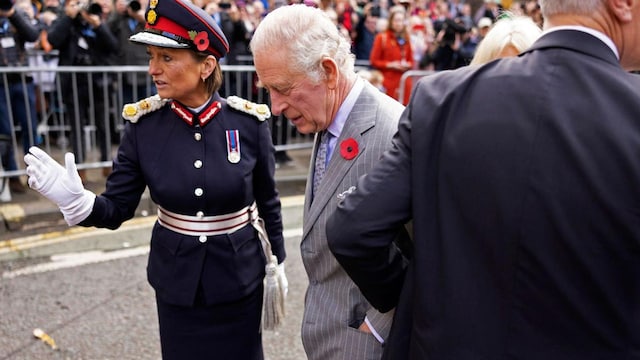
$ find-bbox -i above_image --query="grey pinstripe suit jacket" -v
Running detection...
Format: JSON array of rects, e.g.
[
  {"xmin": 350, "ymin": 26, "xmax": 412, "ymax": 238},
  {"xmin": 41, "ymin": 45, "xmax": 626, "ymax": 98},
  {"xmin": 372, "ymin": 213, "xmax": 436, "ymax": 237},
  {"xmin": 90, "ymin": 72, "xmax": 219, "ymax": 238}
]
[{"xmin": 300, "ymin": 81, "xmax": 405, "ymax": 360}]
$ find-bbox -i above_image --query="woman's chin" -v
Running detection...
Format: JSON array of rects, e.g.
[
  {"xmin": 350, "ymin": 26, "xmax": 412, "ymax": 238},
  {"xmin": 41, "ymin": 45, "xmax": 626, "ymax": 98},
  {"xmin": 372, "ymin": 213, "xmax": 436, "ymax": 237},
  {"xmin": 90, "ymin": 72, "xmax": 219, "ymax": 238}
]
[{"xmin": 156, "ymin": 88, "xmax": 171, "ymax": 99}]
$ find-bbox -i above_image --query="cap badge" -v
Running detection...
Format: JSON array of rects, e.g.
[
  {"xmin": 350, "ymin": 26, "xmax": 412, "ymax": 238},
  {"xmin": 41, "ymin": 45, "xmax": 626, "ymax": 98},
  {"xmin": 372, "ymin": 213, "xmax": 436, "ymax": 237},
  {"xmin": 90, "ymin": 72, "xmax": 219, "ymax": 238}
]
[
  {"xmin": 226, "ymin": 130, "xmax": 241, "ymax": 164},
  {"xmin": 147, "ymin": 9, "xmax": 157, "ymax": 25}
]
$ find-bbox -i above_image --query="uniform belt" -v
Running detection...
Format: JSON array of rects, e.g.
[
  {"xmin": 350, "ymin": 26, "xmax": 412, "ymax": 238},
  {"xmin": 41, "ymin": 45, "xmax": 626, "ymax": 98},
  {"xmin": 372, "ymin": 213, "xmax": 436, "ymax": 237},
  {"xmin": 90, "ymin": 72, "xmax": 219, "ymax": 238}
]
[
  {"xmin": 159, "ymin": 201, "xmax": 283, "ymax": 328},
  {"xmin": 157, "ymin": 202, "xmax": 258, "ymax": 237}
]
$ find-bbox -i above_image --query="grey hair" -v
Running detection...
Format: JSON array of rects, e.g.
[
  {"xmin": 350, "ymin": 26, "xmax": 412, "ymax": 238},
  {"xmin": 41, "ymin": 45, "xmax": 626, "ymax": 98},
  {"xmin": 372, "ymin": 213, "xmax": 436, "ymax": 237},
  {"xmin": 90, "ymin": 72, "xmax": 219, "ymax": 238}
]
[
  {"xmin": 249, "ymin": 4, "xmax": 355, "ymax": 83},
  {"xmin": 539, "ymin": 0, "xmax": 605, "ymax": 17}
]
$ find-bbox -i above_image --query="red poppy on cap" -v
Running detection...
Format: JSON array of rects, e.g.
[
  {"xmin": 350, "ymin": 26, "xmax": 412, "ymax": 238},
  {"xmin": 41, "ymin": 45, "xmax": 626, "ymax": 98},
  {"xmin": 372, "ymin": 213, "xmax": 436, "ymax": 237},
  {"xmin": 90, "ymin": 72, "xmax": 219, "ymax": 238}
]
[{"xmin": 193, "ymin": 31, "xmax": 210, "ymax": 52}]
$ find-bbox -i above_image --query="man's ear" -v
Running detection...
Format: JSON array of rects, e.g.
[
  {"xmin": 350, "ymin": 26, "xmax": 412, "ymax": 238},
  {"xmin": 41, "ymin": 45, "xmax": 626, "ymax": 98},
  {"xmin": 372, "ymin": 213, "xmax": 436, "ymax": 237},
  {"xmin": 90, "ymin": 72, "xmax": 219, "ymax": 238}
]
[
  {"xmin": 321, "ymin": 57, "xmax": 339, "ymax": 89},
  {"xmin": 607, "ymin": 0, "xmax": 634, "ymax": 22}
]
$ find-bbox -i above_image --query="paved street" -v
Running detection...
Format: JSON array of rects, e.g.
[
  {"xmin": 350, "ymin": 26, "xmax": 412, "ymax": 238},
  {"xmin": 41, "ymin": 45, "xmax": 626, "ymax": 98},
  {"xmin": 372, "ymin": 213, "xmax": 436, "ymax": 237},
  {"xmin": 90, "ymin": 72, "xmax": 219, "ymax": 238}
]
[{"xmin": 0, "ymin": 197, "xmax": 307, "ymax": 360}]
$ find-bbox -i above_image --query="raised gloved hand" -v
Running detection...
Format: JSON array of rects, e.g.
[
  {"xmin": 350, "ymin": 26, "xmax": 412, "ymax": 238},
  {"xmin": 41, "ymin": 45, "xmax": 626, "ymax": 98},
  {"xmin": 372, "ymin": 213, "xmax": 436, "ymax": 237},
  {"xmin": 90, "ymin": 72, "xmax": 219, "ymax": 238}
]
[
  {"xmin": 277, "ymin": 262, "xmax": 288, "ymax": 298},
  {"xmin": 24, "ymin": 146, "xmax": 95, "ymax": 226}
]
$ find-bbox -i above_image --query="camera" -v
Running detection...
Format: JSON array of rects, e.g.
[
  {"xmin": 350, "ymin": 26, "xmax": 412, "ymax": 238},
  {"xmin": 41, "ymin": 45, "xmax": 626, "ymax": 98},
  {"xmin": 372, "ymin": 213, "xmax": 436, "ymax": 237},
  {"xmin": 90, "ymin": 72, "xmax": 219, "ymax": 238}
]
[
  {"xmin": 127, "ymin": 0, "xmax": 141, "ymax": 12},
  {"xmin": 444, "ymin": 18, "xmax": 468, "ymax": 34},
  {"xmin": 0, "ymin": 0, "xmax": 13, "ymax": 11},
  {"xmin": 370, "ymin": 5, "xmax": 381, "ymax": 17},
  {"xmin": 77, "ymin": 0, "xmax": 102, "ymax": 15}
]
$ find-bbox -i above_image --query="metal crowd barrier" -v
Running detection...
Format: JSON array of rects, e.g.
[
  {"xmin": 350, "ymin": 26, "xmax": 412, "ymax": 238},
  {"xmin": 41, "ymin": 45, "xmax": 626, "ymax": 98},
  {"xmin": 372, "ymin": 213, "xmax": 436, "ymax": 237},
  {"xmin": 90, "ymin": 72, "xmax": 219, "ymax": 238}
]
[
  {"xmin": 0, "ymin": 62, "xmax": 314, "ymax": 181},
  {"xmin": 398, "ymin": 70, "xmax": 436, "ymax": 104}
]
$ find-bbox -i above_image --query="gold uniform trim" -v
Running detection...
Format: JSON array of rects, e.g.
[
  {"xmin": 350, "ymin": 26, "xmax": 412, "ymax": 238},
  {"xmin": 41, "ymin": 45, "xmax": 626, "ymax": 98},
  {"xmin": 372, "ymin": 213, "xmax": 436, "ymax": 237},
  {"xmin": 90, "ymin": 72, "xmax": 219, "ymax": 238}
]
[
  {"xmin": 227, "ymin": 96, "xmax": 271, "ymax": 122},
  {"xmin": 122, "ymin": 94, "xmax": 170, "ymax": 123}
]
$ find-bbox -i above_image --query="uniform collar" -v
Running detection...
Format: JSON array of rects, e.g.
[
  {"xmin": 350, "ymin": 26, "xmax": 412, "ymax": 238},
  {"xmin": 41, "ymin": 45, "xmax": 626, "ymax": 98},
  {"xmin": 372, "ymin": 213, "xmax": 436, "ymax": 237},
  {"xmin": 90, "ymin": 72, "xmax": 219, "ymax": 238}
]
[{"xmin": 170, "ymin": 96, "xmax": 222, "ymax": 127}]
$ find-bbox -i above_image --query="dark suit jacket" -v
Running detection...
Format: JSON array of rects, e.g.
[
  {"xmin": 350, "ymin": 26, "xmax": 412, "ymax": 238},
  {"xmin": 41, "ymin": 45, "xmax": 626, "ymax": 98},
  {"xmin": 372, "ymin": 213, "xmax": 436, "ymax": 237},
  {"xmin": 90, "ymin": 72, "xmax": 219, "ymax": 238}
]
[{"xmin": 327, "ymin": 30, "xmax": 640, "ymax": 359}]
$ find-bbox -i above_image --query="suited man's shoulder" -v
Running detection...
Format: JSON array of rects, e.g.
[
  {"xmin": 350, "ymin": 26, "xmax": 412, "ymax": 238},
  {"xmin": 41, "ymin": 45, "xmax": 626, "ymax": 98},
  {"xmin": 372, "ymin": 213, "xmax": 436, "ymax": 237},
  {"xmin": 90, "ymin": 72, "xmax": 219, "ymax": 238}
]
[
  {"xmin": 364, "ymin": 84, "xmax": 406, "ymax": 125},
  {"xmin": 366, "ymin": 83, "xmax": 405, "ymax": 109},
  {"xmin": 414, "ymin": 64, "xmax": 479, "ymax": 92}
]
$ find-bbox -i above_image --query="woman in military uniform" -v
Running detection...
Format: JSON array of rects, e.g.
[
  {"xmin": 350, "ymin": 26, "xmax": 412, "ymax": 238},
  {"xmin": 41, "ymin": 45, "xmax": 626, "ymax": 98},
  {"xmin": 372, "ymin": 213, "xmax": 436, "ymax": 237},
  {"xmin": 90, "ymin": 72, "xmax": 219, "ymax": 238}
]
[{"xmin": 23, "ymin": 0, "xmax": 286, "ymax": 358}]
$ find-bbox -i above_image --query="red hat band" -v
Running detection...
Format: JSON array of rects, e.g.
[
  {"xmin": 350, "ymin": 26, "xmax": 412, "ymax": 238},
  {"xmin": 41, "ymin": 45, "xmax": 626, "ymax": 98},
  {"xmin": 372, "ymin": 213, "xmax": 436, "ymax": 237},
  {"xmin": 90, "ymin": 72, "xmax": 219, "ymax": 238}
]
[{"xmin": 145, "ymin": 17, "xmax": 221, "ymax": 58}]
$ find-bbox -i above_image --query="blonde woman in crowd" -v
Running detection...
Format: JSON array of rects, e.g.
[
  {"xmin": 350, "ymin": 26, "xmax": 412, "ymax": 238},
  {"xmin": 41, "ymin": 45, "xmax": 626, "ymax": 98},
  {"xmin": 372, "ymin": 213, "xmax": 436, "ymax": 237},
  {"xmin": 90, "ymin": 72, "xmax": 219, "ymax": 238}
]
[{"xmin": 470, "ymin": 14, "xmax": 541, "ymax": 65}]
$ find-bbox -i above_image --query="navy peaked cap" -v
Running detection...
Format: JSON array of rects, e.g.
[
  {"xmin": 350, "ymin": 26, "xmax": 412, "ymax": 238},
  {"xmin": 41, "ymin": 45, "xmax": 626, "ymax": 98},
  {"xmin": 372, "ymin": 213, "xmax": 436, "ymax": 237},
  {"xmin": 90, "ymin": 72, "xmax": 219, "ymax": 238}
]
[{"xmin": 129, "ymin": 0, "xmax": 229, "ymax": 59}]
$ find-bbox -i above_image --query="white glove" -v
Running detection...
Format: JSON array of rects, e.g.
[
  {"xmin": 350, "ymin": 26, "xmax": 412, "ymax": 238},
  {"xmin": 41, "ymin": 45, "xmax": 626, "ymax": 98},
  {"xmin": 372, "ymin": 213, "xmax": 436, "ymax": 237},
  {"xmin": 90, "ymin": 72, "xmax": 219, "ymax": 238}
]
[
  {"xmin": 24, "ymin": 146, "xmax": 96, "ymax": 226},
  {"xmin": 277, "ymin": 262, "xmax": 288, "ymax": 298}
]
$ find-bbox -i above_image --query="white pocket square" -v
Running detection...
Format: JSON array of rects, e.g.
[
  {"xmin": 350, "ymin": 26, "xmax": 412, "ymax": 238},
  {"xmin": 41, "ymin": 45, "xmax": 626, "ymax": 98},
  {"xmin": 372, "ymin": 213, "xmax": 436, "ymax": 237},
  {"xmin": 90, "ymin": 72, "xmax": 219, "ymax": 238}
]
[{"xmin": 337, "ymin": 186, "xmax": 356, "ymax": 201}]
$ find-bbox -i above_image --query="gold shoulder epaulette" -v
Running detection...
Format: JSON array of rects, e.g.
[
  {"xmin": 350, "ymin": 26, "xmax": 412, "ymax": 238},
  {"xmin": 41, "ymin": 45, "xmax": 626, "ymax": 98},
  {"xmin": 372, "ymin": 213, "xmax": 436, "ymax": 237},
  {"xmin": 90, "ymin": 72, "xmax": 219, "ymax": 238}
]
[
  {"xmin": 226, "ymin": 95, "xmax": 271, "ymax": 122},
  {"xmin": 122, "ymin": 94, "xmax": 170, "ymax": 123}
]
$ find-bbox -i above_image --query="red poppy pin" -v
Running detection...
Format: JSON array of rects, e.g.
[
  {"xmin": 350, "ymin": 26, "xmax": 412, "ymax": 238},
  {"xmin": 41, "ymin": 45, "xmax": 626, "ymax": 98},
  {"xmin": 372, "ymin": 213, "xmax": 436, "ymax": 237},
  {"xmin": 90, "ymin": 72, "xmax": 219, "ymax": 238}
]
[
  {"xmin": 340, "ymin": 137, "xmax": 359, "ymax": 160},
  {"xmin": 194, "ymin": 31, "xmax": 210, "ymax": 52}
]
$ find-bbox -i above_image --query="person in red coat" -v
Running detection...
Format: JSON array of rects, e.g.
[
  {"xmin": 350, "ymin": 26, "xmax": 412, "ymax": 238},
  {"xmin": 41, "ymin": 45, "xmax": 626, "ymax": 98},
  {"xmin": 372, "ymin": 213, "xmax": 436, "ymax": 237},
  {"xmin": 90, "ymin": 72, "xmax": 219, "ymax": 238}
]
[{"xmin": 369, "ymin": 7, "xmax": 414, "ymax": 104}]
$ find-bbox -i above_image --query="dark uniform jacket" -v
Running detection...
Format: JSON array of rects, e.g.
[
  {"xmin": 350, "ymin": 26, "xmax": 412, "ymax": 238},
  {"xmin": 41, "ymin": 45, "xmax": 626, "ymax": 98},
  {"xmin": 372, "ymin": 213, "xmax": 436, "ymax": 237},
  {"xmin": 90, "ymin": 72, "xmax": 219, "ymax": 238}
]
[
  {"xmin": 328, "ymin": 30, "xmax": 640, "ymax": 359},
  {"xmin": 81, "ymin": 93, "xmax": 285, "ymax": 307}
]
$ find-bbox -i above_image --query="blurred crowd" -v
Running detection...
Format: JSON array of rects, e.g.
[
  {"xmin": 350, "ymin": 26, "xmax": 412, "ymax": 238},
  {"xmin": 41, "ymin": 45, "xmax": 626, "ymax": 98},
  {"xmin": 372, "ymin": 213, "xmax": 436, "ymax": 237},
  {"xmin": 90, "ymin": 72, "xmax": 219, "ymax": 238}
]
[
  {"xmin": 6, "ymin": 0, "xmax": 545, "ymax": 101},
  {"xmin": 0, "ymin": 0, "xmax": 544, "ymax": 194}
]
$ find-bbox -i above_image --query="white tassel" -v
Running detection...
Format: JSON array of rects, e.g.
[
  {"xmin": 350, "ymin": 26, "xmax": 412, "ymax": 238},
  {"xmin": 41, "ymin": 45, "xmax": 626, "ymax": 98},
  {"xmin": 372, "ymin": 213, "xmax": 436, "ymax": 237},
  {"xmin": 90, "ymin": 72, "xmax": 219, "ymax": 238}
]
[
  {"xmin": 262, "ymin": 255, "xmax": 285, "ymax": 331},
  {"xmin": 250, "ymin": 211, "xmax": 286, "ymax": 331}
]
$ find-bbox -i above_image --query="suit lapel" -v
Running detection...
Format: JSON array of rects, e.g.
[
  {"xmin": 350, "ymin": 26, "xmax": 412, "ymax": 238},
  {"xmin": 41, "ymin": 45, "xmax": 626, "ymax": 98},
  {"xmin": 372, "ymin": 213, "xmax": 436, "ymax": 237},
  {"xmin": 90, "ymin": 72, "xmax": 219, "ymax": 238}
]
[
  {"xmin": 302, "ymin": 84, "xmax": 378, "ymax": 239},
  {"xmin": 303, "ymin": 132, "xmax": 321, "ymax": 217}
]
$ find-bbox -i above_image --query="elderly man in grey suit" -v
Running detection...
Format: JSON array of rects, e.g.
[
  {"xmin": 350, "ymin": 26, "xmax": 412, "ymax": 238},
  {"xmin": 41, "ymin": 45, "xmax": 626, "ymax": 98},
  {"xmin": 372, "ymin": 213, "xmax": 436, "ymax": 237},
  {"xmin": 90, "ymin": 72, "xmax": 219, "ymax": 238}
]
[{"xmin": 251, "ymin": 4, "xmax": 410, "ymax": 359}]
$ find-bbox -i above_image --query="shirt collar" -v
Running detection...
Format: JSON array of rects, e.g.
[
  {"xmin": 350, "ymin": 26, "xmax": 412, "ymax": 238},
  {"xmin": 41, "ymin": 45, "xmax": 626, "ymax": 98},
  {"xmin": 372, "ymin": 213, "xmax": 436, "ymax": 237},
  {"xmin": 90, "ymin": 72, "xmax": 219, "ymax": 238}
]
[
  {"xmin": 543, "ymin": 25, "xmax": 619, "ymax": 60},
  {"xmin": 326, "ymin": 78, "xmax": 364, "ymax": 138}
]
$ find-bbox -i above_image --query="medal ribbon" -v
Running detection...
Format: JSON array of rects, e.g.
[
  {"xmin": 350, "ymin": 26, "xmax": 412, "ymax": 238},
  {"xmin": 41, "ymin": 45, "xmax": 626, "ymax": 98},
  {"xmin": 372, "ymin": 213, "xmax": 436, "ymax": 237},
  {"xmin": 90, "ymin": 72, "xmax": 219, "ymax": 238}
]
[{"xmin": 226, "ymin": 130, "xmax": 240, "ymax": 163}]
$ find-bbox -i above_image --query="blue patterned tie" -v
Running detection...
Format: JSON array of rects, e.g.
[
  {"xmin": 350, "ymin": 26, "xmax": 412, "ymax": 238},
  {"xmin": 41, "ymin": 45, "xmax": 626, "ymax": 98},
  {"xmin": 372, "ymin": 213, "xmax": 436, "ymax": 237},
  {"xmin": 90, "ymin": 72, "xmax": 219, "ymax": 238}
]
[{"xmin": 313, "ymin": 131, "xmax": 330, "ymax": 198}]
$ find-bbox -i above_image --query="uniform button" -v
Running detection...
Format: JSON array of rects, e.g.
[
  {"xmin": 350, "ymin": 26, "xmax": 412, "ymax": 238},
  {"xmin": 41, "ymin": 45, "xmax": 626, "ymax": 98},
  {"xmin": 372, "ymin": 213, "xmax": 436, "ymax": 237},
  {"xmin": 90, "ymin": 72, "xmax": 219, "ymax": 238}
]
[
  {"xmin": 196, "ymin": 211, "xmax": 204, "ymax": 218},
  {"xmin": 194, "ymin": 133, "xmax": 202, "ymax": 141},
  {"xmin": 194, "ymin": 188, "xmax": 204, "ymax": 196},
  {"xmin": 198, "ymin": 235, "xmax": 207, "ymax": 243},
  {"xmin": 194, "ymin": 160, "xmax": 203, "ymax": 169}
]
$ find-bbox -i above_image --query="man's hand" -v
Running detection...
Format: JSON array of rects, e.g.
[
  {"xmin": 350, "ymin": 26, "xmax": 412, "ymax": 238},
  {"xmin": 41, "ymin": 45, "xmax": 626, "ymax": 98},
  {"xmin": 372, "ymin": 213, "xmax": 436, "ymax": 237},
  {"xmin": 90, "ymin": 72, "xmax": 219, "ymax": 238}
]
[
  {"xmin": 80, "ymin": 11, "xmax": 101, "ymax": 28},
  {"xmin": 0, "ymin": 6, "xmax": 15, "ymax": 18},
  {"xmin": 358, "ymin": 321, "xmax": 372, "ymax": 334}
]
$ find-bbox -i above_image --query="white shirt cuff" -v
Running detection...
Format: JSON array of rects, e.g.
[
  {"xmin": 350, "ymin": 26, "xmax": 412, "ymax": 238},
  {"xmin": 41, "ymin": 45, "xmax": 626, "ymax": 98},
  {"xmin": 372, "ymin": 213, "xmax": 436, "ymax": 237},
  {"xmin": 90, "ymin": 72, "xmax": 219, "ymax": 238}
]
[{"xmin": 364, "ymin": 316, "xmax": 384, "ymax": 344}]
